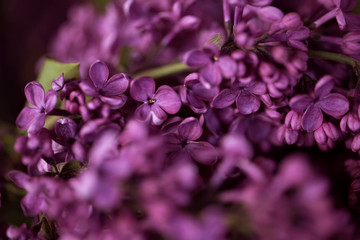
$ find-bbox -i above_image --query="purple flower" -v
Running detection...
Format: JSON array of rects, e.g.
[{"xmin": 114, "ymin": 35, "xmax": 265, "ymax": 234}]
[
  {"xmin": 211, "ymin": 133, "xmax": 254, "ymax": 185},
  {"xmin": 130, "ymin": 76, "xmax": 181, "ymax": 125},
  {"xmin": 290, "ymin": 75, "xmax": 349, "ymax": 132},
  {"xmin": 52, "ymin": 73, "xmax": 65, "ymax": 91},
  {"xmin": 179, "ymin": 73, "xmax": 219, "ymax": 114},
  {"xmin": 6, "ymin": 224, "xmax": 41, "ymax": 240},
  {"xmin": 342, "ymin": 31, "xmax": 360, "ymax": 55},
  {"xmin": 16, "ymin": 82, "xmax": 57, "ymax": 134},
  {"xmin": 314, "ymin": 122, "xmax": 339, "ymax": 145},
  {"xmin": 183, "ymin": 44, "xmax": 237, "ymax": 88},
  {"xmin": 79, "ymin": 60, "xmax": 129, "ymax": 108},
  {"xmin": 212, "ymin": 80, "xmax": 266, "ymax": 115},
  {"xmin": 164, "ymin": 117, "xmax": 217, "ymax": 165},
  {"xmin": 340, "ymin": 112, "xmax": 360, "ymax": 132},
  {"xmin": 314, "ymin": 0, "xmax": 360, "ymax": 30},
  {"xmin": 9, "ymin": 171, "xmax": 58, "ymax": 216},
  {"xmin": 229, "ymin": 0, "xmax": 272, "ymax": 7},
  {"xmin": 52, "ymin": 118, "xmax": 78, "ymax": 163},
  {"xmin": 14, "ymin": 129, "xmax": 53, "ymax": 167},
  {"xmin": 155, "ymin": 2, "xmax": 201, "ymax": 46}
]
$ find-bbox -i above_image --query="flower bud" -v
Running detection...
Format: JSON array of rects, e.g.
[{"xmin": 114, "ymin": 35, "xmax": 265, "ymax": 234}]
[{"xmin": 342, "ymin": 31, "xmax": 360, "ymax": 56}]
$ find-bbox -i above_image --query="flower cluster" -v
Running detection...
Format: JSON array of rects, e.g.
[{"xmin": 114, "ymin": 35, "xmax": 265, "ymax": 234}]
[{"xmin": 6, "ymin": 0, "xmax": 360, "ymax": 239}]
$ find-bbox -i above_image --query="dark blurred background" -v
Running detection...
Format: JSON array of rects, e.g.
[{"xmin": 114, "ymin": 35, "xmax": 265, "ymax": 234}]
[
  {"xmin": 0, "ymin": 0, "xmax": 88, "ymax": 230},
  {"xmin": 0, "ymin": 0, "xmax": 86, "ymax": 124}
]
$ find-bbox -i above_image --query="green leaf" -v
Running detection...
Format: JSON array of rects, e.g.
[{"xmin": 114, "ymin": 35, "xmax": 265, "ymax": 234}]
[
  {"xmin": 92, "ymin": 0, "xmax": 110, "ymax": 11},
  {"xmin": 58, "ymin": 160, "xmax": 83, "ymax": 180},
  {"xmin": 117, "ymin": 45, "xmax": 133, "ymax": 72},
  {"xmin": 40, "ymin": 217, "xmax": 58, "ymax": 240},
  {"xmin": 352, "ymin": 0, "xmax": 360, "ymax": 14},
  {"xmin": 207, "ymin": 33, "xmax": 224, "ymax": 50},
  {"xmin": 36, "ymin": 58, "xmax": 80, "ymax": 92}
]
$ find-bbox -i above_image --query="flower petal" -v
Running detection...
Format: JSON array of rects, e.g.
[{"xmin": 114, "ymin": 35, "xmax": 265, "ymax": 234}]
[
  {"xmin": 22, "ymin": 193, "xmax": 48, "ymax": 216},
  {"xmin": 187, "ymin": 93, "xmax": 207, "ymax": 113},
  {"xmin": 289, "ymin": 94, "xmax": 313, "ymax": 113},
  {"xmin": 199, "ymin": 63, "xmax": 222, "ymax": 87},
  {"xmin": 150, "ymin": 105, "xmax": 167, "ymax": 125},
  {"xmin": 247, "ymin": 81, "xmax": 266, "ymax": 95},
  {"xmin": 155, "ymin": 85, "xmax": 181, "ymax": 114},
  {"xmin": 102, "ymin": 73, "xmax": 130, "ymax": 96},
  {"xmin": 301, "ymin": 104, "xmax": 323, "ymax": 132},
  {"xmin": 79, "ymin": 79, "xmax": 98, "ymax": 97},
  {"xmin": 28, "ymin": 114, "xmax": 46, "ymax": 134},
  {"xmin": 185, "ymin": 141, "xmax": 217, "ymax": 165},
  {"xmin": 25, "ymin": 82, "xmax": 45, "ymax": 108},
  {"xmin": 44, "ymin": 90, "xmax": 58, "ymax": 112},
  {"xmin": 178, "ymin": 117, "xmax": 202, "ymax": 141},
  {"xmin": 314, "ymin": 75, "xmax": 334, "ymax": 98},
  {"xmin": 100, "ymin": 95, "xmax": 127, "ymax": 108},
  {"xmin": 183, "ymin": 49, "xmax": 211, "ymax": 68},
  {"xmin": 55, "ymin": 118, "xmax": 77, "ymax": 141},
  {"xmin": 191, "ymin": 82, "xmax": 219, "ymax": 100},
  {"xmin": 236, "ymin": 91, "xmax": 261, "ymax": 115},
  {"xmin": 89, "ymin": 60, "xmax": 109, "ymax": 89},
  {"xmin": 130, "ymin": 77, "xmax": 155, "ymax": 102},
  {"xmin": 335, "ymin": 9, "xmax": 346, "ymax": 30},
  {"xmin": 8, "ymin": 171, "xmax": 30, "ymax": 189},
  {"xmin": 217, "ymin": 56, "xmax": 237, "ymax": 79},
  {"xmin": 318, "ymin": 93, "xmax": 349, "ymax": 118},
  {"xmin": 135, "ymin": 104, "xmax": 151, "ymax": 121},
  {"xmin": 16, "ymin": 107, "xmax": 39, "ymax": 130},
  {"xmin": 212, "ymin": 89, "xmax": 237, "ymax": 108}
]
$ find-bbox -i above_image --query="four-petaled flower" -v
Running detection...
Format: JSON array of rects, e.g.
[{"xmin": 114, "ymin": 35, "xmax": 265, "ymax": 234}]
[
  {"xmin": 164, "ymin": 117, "xmax": 217, "ymax": 165},
  {"xmin": 130, "ymin": 76, "xmax": 181, "ymax": 125},
  {"xmin": 80, "ymin": 60, "xmax": 130, "ymax": 108},
  {"xmin": 183, "ymin": 44, "xmax": 237, "ymax": 88},
  {"xmin": 16, "ymin": 82, "xmax": 58, "ymax": 134},
  {"xmin": 212, "ymin": 80, "xmax": 266, "ymax": 115},
  {"xmin": 179, "ymin": 73, "xmax": 219, "ymax": 114},
  {"xmin": 290, "ymin": 75, "xmax": 349, "ymax": 132}
]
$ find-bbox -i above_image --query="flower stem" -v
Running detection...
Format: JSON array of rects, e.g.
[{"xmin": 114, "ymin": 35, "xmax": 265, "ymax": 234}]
[
  {"xmin": 133, "ymin": 62, "xmax": 191, "ymax": 79},
  {"xmin": 308, "ymin": 50, "xmax": 360, "ymax": 68}
]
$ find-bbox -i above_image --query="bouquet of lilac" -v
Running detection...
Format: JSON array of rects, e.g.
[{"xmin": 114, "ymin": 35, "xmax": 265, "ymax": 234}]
[{"xmin": 5, "ymin": 0, "xmax": 360, "ymax": 239}]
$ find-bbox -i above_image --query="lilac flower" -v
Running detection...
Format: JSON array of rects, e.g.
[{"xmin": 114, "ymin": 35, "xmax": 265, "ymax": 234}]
[
  {"xmin": 345, "ymin": 159, "xmax": 360, "ymax": 208},
  {"xmin": 52, "ymin": 73, "xmax": 65, "ymax": 91},
  {"xmin": 314, "ymin": 122, "xmax": 339, "ymax": 146},
  {"xmin": 52, "ymin": 118, "xmax": 78, "ymax": 163},
  {"xmin": 277, "ymin": 124, "xmax": 300, "ymax": 145},
  {"xmin": 221, "ymin": 154, "xmax": 353, "ymax": 240},
  {"xmin": 211, "ymin": 133, "xmax": 254, "ymax": 185},
  {"xmin": 229, "ymin": 0, "xmax": 272, "ymax": 7},
  {"xmin": 60, "ymin": 81, "xmax": 85, "ymax": 114},
  {"xmin": 79, "ymin": 60, "xmax": 129, "ymax": 108},
  {"xmin": 14, "ymin": 129, "xmax": 52, "ymax": 167},
  {"xmin": 290, "ymin": 75, "xmax": 349, "ymax": 132},
  {"xmin": 183, "ymin": 44, "xmax": 237, "ymax": 88},
  {"xmin": 130, "ymin": 76, "xmax": 181, "ymax": 125},
  {"xmin": 179, "ymin": 73, "xmax": 219, "ymax": 114},
  {"xmin": 70, "ymin": 130, "xmax": 121, "ymax": 210},
  {"xmin": 6, "ymin": 224, "xmax": 42, "ymax": 240},
  {"xmin": 212, "ymin": 80, "xmax": 266, "ymax": 115},
  {"xmin": 16, "ymin": 82, "xmax": 57, "ymax": 134},
  {"xmin": 164, "ymin": 117, "xmax": 217, "ymax": 165},
  {"xmin": 9, "ymin": 171, "xmax": 59, "ymax": 216},
  {"xmin": 341, "ymin": 31, "xmax": 360, "ymax": 55},
  {"xmin": 314, "ymin": 0, "xmax": 360, "ymax": 30},
  {"xmin": 154, "ymin": 2, "xmax": 201, "ymax": 46},
  {"xmin": 340, "ymin": 111, "xmax": 360, "ymax": 132}
]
